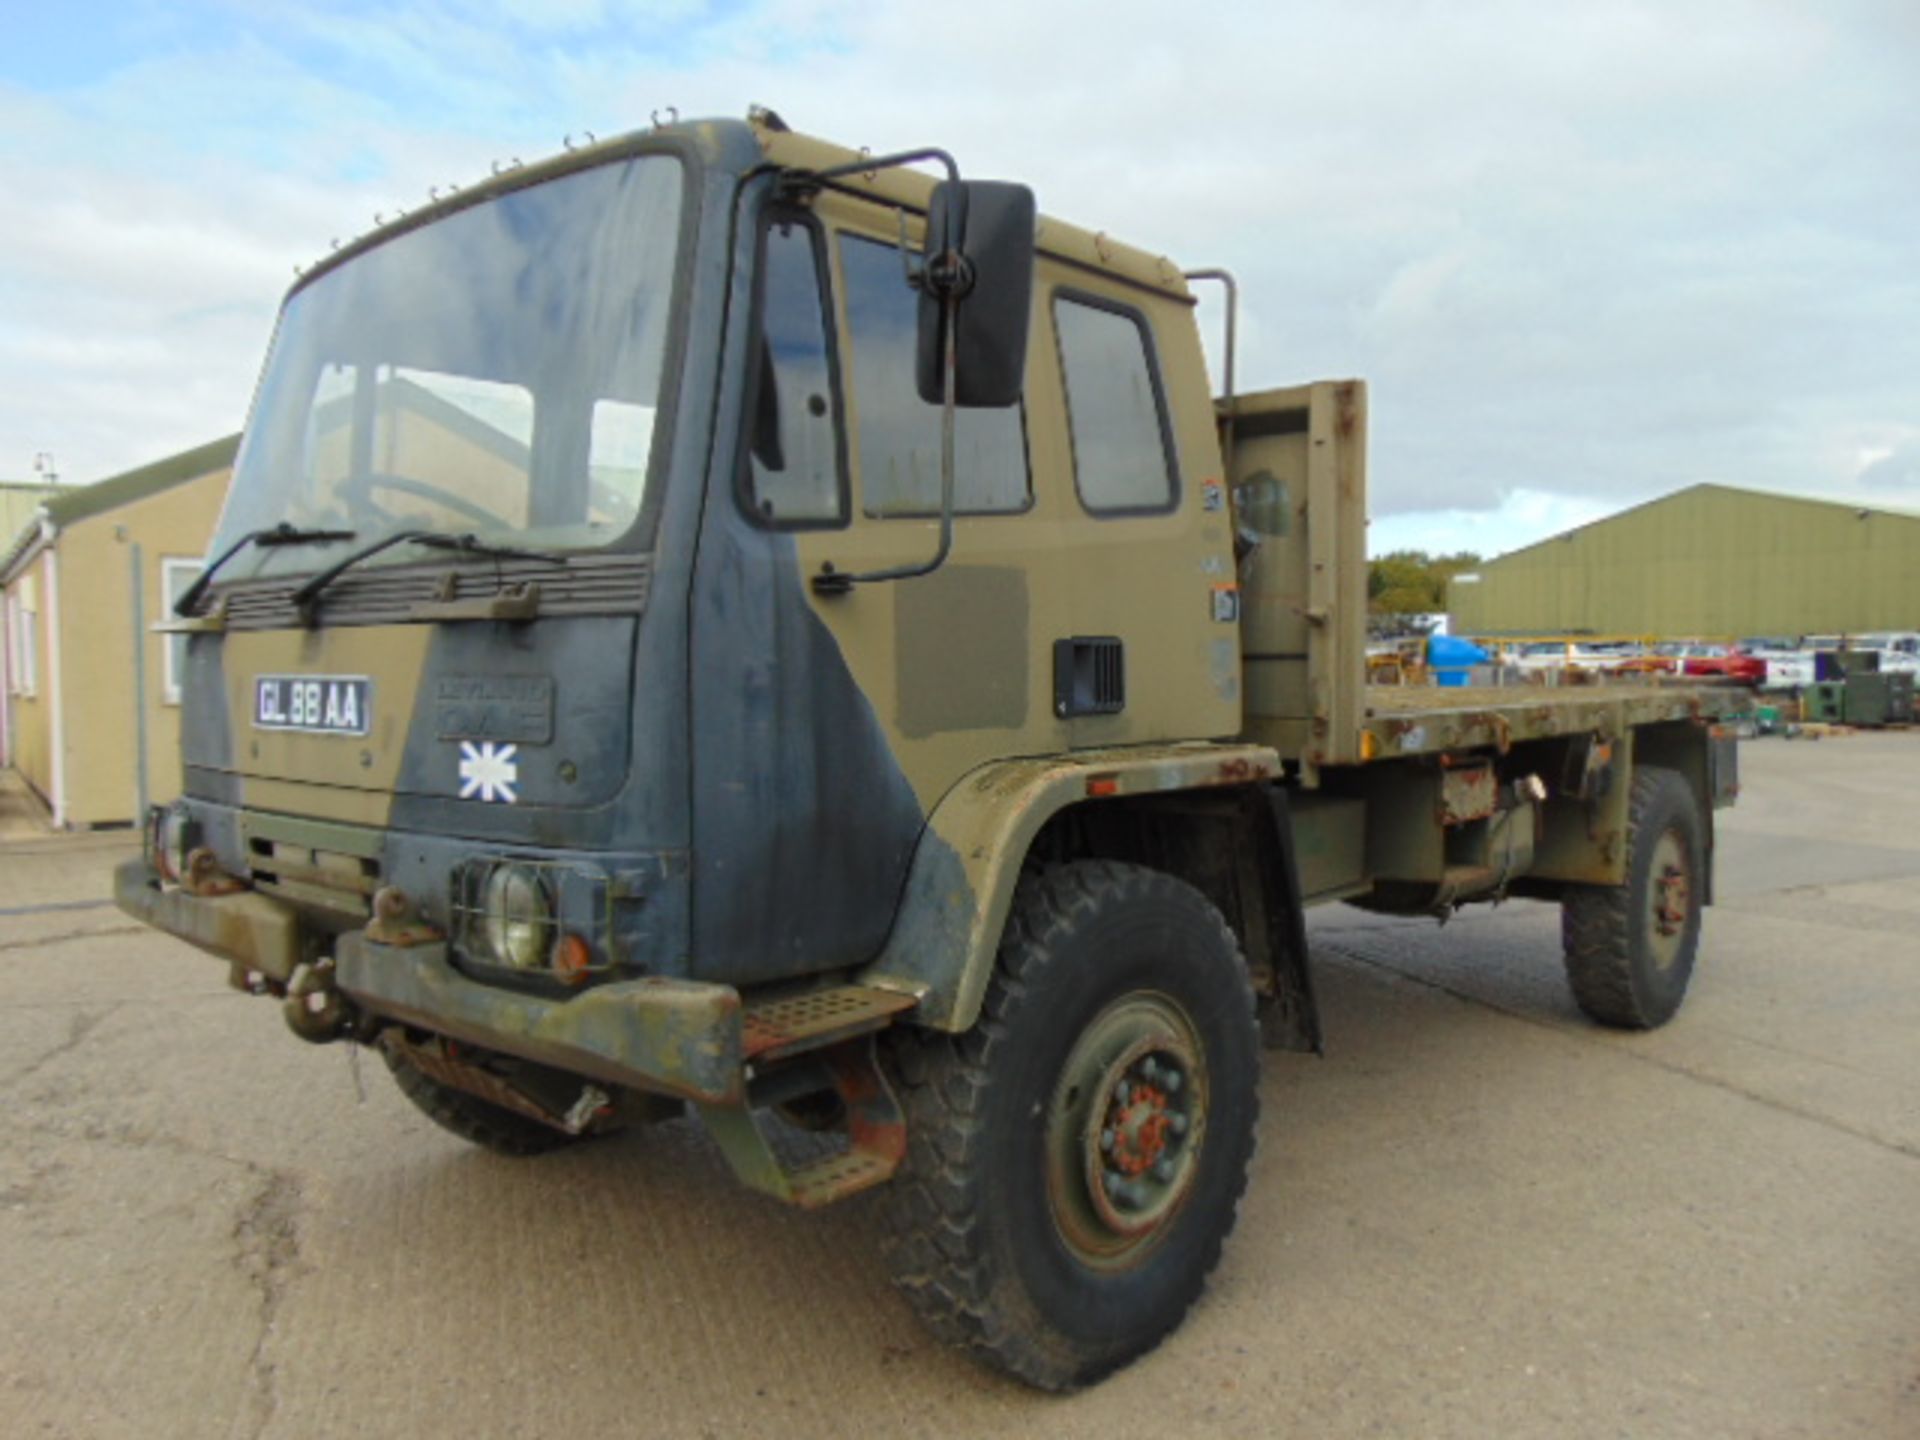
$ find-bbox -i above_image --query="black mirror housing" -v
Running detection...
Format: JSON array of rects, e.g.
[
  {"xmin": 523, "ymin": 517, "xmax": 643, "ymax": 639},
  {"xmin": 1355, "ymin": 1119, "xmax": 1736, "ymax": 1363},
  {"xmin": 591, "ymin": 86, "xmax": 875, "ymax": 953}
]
[{"xmin": 915, "ymin": 180, "xmax": 1036, "ymax": 408}]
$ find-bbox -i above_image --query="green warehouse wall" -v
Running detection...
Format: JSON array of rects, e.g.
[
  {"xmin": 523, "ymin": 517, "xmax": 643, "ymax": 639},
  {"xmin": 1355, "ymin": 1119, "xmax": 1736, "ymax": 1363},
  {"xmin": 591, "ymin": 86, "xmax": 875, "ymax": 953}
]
[{"xmin": 1448, "ymin": 485, "xmax": 1920, "ymax": 638}]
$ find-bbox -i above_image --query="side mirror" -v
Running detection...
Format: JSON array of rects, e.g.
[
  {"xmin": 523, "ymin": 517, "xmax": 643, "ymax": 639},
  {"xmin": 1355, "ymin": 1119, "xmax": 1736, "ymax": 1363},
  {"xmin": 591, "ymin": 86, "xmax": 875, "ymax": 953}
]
[{"xmin": 915, "ymin": 180, "xmax": 1036, "ymax": 408}]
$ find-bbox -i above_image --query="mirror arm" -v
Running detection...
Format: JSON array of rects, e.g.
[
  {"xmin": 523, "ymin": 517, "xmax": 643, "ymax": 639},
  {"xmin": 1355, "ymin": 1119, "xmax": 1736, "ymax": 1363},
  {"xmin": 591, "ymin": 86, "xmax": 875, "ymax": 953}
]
[
  {"xmin": 771, "ymin": 147, "xmax": 986, "ymax": 598},
  {"xmin": 776, "ymin": 148, "xmax": 961, "ymax": 212},
  {"xmin": 804, "ymin": 147, "xmax": 959, "ymax": 188},
  {"xmin": 812, "ymin": 284, "xmax": 960, "ymax": 597}
]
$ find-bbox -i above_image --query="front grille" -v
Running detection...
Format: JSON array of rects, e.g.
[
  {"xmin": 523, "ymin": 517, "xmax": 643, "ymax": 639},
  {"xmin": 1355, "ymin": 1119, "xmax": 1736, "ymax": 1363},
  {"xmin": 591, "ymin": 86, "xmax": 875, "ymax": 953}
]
[
  {"xmin": 247, "ymin": 836, "xmax": 382, "ymax": 917},
  {"xmin": 207, "ymin": 552, "xmax": 651, "ymax": 630}
]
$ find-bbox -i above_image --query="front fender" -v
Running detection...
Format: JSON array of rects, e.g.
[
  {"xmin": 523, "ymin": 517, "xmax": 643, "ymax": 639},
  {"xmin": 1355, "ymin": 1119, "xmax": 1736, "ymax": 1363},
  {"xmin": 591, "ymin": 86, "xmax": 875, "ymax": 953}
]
[{"xmin": 858, "ymin": 742, "xmax": 1281, "ymax": 1031}]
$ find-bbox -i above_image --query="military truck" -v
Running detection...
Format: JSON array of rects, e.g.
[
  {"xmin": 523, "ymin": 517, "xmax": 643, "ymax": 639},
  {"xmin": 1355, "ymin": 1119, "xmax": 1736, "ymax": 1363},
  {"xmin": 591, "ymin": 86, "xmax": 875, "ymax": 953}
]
[{"xmin": 121, "ymin": 110, "xmax": 1740, "ymax": 1391}]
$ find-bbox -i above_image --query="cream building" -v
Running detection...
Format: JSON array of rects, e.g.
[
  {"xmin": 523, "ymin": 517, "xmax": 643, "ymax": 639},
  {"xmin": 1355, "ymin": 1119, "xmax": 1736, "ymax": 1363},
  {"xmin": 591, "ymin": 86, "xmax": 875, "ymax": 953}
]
[
  {"xmin": 1, "ymin": 436, "xmax": 239, "ymax": 828},
  {"xmin": 0, "ymin": 480, "xmax": 59, "ymax": 543}
]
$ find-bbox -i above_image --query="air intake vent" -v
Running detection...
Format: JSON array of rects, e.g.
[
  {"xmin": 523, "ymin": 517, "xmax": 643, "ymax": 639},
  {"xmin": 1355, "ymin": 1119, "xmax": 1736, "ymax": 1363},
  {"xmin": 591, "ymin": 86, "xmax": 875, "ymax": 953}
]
[
  {"xmin": 207, "ymin": 552, "xmax": 652, "ymax": 630},
  {"xmin": 1053, "ymin": 636, "xmax": 1125, "ymax": 718}
]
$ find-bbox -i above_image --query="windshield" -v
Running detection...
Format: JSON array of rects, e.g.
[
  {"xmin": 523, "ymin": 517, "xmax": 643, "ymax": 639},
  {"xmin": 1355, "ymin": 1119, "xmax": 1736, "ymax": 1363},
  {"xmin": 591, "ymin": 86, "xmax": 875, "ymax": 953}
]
[{"xmin": 212, "ymin": 154, "xmax": 684, "ymax": 580}]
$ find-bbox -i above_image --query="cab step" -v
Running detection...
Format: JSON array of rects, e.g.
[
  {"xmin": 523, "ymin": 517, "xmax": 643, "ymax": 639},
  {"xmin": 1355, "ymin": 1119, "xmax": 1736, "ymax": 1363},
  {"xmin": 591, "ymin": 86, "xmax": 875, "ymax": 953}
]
[
  {"xmin": 742, "ymin": 984, "xmax": 918, "ymax": 1065},
  {"xmin": 698, "ymin": 1034, "xmax": 907, "ymax": 1209}
]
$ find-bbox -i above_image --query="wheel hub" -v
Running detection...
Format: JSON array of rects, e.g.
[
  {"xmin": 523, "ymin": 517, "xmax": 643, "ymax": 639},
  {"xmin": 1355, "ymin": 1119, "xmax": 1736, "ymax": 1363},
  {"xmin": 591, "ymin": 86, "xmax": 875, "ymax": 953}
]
[
  {"xmin": 1653, "ymin": 862, "xmax": 1689, "ymax": 937},
  {"xmin": 1046, "ymin": 994, "xmax": 1208, "ymax": 1265},
  {"xmin": 1643, "ymin": 827, "xmax": 1695, "ymax": 973}
]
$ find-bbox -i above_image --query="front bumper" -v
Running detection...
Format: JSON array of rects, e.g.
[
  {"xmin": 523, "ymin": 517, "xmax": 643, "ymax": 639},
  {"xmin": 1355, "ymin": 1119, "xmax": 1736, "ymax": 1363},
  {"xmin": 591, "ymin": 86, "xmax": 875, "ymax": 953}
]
[
  {"xmin": 115, "ymin": 857, "xmax": 304, "ymax": 981},
  {"xmin": 114, "ymin": 858, "xmax": 749, "ymax": 1104},
  {"xmin": 333, "ymin": 933, "xmax": 746, "ymax": 1104}
]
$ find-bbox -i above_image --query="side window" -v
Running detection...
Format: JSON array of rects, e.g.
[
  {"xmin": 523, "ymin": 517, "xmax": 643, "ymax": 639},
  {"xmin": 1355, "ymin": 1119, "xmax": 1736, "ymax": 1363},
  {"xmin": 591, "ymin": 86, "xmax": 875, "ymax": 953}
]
[
  {"xmin": 838, "ymin": 234, "xmax": 1029, "ymax": 517},
  {"xmin": 1053, "ymin": 294, "xmax": 1177, "ymax": 514},
  {"xmin": 743, "ymin": 216, "xmax": 845, "ymax": 526}
]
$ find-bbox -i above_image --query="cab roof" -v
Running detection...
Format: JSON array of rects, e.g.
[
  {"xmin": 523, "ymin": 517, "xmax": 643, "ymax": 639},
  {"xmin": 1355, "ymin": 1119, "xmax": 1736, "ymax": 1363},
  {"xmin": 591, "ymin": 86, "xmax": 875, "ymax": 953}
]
[{"xmin": 293, "ymin": 111, "xmax": 1194, "ymax": 306}]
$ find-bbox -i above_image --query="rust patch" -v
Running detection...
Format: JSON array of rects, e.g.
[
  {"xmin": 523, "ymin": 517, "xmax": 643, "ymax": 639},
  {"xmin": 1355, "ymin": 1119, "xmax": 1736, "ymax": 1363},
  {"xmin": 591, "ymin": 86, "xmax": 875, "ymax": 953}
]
[
  {"xmin": 1212, "ymin": 757, "xmax": 1273, "ymax": 785},
  {"xmin": 1334, "ymin": 382, "xmax": 1359, "ymax": 438},
  {"xmin": 1438, "ymin": 764, "xmax": 1498, "ymax": 826},
  {"xmin": 826, "ymin": 1043, "xmax": 908, "ymax": 1178},
  {"xmin": 183, "ymin": 848, "xmax": 245, "ymax": 897},
  {"xmin": 365, "ymin": 886, "xmax": 443, "ymax": 947}
]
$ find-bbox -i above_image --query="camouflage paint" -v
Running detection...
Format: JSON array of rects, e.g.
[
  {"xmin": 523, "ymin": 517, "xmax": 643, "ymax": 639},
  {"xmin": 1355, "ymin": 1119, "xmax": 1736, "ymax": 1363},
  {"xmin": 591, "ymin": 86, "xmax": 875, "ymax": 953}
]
[{"xmin": 121, "ymin": 115, "xmax": 1748, "ymax": 1209}]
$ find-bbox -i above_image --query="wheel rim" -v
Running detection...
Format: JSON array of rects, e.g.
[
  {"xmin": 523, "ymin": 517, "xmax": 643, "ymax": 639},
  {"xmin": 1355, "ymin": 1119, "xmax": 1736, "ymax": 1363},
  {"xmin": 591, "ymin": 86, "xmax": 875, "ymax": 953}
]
[
  {"xmin": 1647, "ymin": 827, "xmax": 1692, "ymax": 970},
  {"xmin": 1045, "ymin": 992, "xmax": 1208, "ymax": 1269}
]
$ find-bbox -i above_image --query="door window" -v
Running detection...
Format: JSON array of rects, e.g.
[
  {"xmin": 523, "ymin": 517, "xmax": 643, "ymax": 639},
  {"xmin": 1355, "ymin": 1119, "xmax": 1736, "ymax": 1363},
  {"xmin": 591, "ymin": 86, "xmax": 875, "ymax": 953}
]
[{"xmin": 742, "ymin": 216, "xmax": 846, "ymax": 526}]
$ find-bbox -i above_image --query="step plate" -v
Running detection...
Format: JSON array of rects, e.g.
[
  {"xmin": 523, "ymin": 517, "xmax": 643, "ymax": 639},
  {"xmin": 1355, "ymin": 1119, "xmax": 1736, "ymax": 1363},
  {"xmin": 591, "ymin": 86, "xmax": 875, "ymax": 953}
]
[
  {"xmin": 742, "ymin": 986, "xmax": 918, "ymax": 1064},
  {"xmin": 786, "ymin": 1149, "xmax": 898, "ymax": 1209}
]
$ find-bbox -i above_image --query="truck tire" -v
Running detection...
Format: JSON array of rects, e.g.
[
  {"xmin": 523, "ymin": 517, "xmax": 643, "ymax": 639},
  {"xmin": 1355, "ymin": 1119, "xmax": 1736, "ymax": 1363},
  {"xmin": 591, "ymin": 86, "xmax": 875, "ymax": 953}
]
[
  {"xmin": 382, "ymin": 1045, "xmax": 581, "ymax": 1157},
  {"xmin": 879, "ymin": 860, "xmax": 1261, "ymax": 1391},
  {"xmin": 1561, "ymin": 765, "xmax": 1704, "ymax": 1029}
]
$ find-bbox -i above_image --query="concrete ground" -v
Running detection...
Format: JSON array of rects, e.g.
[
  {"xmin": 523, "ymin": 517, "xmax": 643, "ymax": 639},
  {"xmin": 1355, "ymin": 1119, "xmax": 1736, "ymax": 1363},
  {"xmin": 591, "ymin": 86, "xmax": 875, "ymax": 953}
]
[{"xmin": 1, "ymin": 736, "xmax": 1915, "ymax": 1439}]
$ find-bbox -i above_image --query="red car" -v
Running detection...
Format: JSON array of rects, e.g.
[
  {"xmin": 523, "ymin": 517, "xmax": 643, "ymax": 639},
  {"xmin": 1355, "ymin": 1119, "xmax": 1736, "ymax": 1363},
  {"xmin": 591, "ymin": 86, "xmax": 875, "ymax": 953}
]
[{"xmin": 1680, "ymin": 646, "xmax": 1767, "ymax": 685}]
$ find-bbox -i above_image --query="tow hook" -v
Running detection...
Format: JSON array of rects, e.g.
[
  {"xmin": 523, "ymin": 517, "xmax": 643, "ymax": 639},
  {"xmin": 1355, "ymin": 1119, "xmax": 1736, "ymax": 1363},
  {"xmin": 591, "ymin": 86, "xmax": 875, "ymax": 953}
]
[{"xmin": 284, "ymin": 958, "xmax": 350, "ymax": 1044}]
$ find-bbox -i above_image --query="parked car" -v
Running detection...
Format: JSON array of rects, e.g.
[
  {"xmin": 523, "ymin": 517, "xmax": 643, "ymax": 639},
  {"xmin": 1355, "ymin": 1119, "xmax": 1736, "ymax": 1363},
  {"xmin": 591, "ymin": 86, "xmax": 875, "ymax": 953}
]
[
  {"xmin": 1674, "ymin": 644, "xmax": 1767, "ymax": 686},
  {"xmin": 1753, "ymin": 648, "xmax": 1815, "ymax": 689},
  {"xmin": 1612, "ymin": 646, "xmax": 1678, "ymax": 676},
  {"xmin": 1855, "ymin": 633, "xmax": 1920, "ymax": 677}
]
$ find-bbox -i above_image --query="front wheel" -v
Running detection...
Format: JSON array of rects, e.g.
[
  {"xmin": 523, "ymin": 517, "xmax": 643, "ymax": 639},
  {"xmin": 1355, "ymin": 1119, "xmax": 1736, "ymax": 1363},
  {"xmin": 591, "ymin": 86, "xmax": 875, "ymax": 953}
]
[
  {"xmin": 880, "ymin": 861, "xmax": 1261, "ymax": 1391},
  {"xmin": 382, "ymin": 1039, "xmax": 584, "ymax": 1157}
]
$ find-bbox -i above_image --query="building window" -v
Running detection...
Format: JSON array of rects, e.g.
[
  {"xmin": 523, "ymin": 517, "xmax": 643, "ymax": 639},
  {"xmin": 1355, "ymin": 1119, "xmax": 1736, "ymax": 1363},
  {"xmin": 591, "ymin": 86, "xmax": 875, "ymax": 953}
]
[
  {"xmin": 161, "ymin": 559, "xmax": 204, "ymax": 705},
  {"xmin": 1053, "ymin": 293, "xmax": 1178, "ymax": 514},
  {"xmin": 7, "ymin": 593, "xmax": 35, "ymax": 697},
  {"xmin": 838, "ymin": 233, "xmax": 1030, "ymax": 517}
]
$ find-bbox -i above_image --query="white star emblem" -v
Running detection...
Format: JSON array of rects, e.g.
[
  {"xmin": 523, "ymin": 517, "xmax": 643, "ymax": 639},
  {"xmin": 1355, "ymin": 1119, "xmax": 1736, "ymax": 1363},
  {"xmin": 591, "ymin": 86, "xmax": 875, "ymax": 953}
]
[{"xmin": 457, "ymin": 742, "xmax": 520, "ymax": 803}]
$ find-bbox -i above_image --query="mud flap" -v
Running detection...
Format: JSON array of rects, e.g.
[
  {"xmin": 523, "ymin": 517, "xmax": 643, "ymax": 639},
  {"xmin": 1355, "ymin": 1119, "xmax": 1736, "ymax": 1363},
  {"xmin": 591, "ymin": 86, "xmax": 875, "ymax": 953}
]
[{"xmin": 1256, "ymin": 787, "xmax": 1323, "ymax": 1055}]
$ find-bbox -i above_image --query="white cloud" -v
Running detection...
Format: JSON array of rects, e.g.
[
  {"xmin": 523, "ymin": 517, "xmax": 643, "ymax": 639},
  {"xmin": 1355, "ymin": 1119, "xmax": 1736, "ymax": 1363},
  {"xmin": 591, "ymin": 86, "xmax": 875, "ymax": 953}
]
[
  {"xmin": 0, "ymin": 0, "xmax": 1914, "ymax": 533},
  {"xmin": 1369, "ymin": 488, "xmax": 1623, "ymax": 561}
]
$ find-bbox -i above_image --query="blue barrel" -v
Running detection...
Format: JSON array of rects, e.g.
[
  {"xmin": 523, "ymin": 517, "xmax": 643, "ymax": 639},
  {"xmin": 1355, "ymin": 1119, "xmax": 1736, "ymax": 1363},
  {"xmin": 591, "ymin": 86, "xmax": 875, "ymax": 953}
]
[{"xmin": 1427, "ymin": 634, "xmax": 1490, "ymax": 688}]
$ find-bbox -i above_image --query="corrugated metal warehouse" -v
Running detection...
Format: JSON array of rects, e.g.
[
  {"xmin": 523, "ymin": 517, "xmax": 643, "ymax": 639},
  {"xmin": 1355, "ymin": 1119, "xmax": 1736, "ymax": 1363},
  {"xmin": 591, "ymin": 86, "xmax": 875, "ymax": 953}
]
[{"xmin": 1447, "ymin": 483, "xmax": 1920, "ymax": 638}]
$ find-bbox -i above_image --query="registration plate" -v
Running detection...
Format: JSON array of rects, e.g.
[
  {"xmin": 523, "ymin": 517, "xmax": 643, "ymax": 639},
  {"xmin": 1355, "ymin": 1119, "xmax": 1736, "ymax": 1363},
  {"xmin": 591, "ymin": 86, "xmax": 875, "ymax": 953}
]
[{"xmin": 254, "ymin": 675, "xmax": 372, "ymax": 736}]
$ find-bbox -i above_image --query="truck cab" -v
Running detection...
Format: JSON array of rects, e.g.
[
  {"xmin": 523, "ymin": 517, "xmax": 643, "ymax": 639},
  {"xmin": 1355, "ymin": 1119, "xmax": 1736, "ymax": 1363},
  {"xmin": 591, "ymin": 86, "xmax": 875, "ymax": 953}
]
[{"xmin": 153, "ymin": 115, "xmax": 1237, "ymax": 995}]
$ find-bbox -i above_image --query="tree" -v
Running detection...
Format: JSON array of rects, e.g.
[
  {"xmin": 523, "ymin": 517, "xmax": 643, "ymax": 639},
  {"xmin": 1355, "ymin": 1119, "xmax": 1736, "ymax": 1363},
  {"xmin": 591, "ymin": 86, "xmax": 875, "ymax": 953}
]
[{"xmin": 1367, "ymin": 549, "xmax": 1482, "ymax": 616}]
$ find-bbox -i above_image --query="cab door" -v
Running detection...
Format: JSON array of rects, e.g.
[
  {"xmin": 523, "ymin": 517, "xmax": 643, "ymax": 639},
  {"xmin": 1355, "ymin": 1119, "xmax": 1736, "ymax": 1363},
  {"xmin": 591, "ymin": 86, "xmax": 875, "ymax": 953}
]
[
  {"xmin": 687, "ymin": 195, "xmax": 1071, "ymax": 988},
  {"xmin": 783, "ymin": 196, "xmax": 1076, "ymax": 801},
  {"xmin": 687, "ymin": 204, "xmax": 926, "ymax": 988},
  {"xmin": 1036, "ymin": 270, "xmax": 1241, "ymax": 749}
]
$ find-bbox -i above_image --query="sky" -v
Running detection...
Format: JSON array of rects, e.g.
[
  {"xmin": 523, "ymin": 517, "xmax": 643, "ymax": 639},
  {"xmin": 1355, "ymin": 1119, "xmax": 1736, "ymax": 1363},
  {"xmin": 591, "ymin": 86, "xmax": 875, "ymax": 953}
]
[{"xmin": 0, "ymin": 0, "xmax": 1915, "ymax": 559}]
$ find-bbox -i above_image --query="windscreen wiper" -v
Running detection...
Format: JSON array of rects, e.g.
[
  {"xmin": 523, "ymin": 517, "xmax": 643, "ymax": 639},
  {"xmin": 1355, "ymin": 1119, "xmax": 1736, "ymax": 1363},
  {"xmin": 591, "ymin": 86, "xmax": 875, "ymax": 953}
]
[
  {"xmin": 174, "ymin": 522, "xmax": 357, "ymax": 616},
  {"xmin": 408, "ymin": 532, "xmax": 569, "ymax": 565},
  {"xmin": 291, "ymin": 529, "xmax": 567, "ymax": 619}
]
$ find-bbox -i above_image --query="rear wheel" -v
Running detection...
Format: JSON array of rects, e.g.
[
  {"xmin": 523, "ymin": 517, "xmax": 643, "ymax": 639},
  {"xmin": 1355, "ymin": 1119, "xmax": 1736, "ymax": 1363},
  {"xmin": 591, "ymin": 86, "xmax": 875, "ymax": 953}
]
[
  {"xmin": 880, "ymin": 861, "xmax": 1261, "ymax": 1391},
  {"xmin": 1561, "ymin": 765, "xmax": 1705, "ymax": 1029}
]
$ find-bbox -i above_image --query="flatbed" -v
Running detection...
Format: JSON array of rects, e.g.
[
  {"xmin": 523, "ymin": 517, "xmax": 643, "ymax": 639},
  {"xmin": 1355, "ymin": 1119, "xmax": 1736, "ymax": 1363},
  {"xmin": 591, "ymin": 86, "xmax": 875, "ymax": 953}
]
[{"xmin": 1358, "ymin": 682, "xmax": 1738, "ymax": 759}]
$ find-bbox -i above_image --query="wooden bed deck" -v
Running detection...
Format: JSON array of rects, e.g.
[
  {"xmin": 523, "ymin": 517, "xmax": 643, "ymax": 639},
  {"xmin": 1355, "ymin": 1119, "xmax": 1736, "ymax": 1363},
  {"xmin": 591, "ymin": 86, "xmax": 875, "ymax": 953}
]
[{"xmin": 1356, "ymin": 682, "xmax": 1744, "ymax": 759}]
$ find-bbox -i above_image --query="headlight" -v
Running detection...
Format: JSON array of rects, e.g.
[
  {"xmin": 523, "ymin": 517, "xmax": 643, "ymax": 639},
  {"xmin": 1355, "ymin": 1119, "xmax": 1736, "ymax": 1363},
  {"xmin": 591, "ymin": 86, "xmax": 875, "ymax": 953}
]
[{"xmin": 481, "ymin": 864, "xmax": 552, "ymax": 970}]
